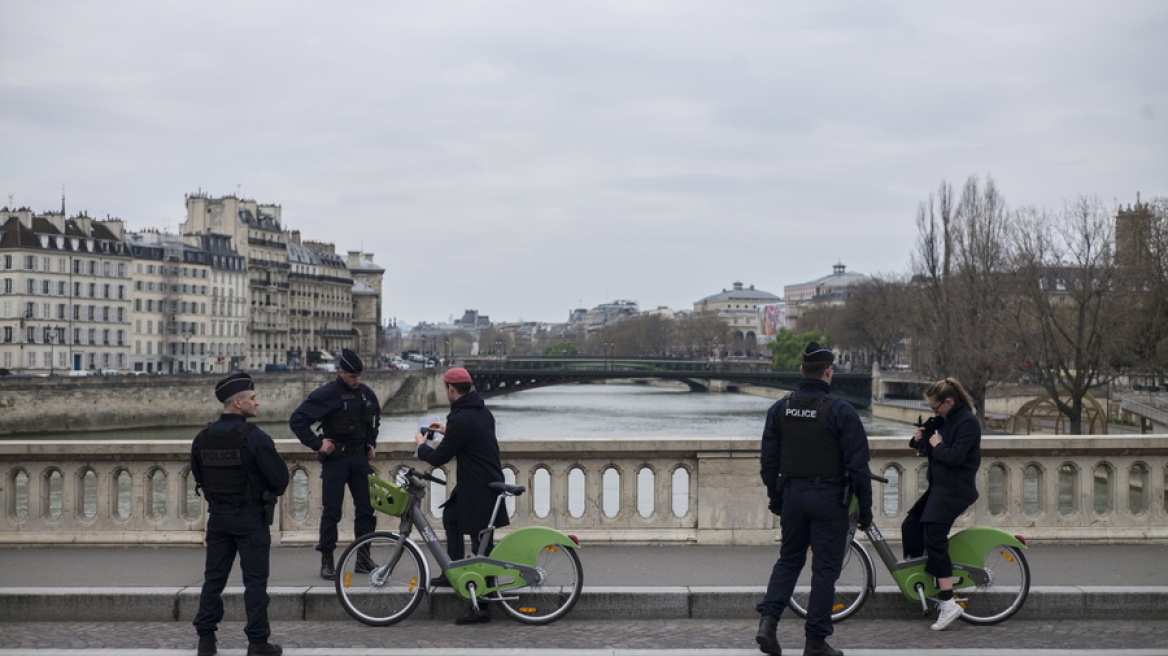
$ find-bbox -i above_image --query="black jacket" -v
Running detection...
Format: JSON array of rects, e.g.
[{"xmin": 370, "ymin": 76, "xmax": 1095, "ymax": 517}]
[
  {"xmin": 191, "ymin": 414, "xmax": 289, "ymax": 508},
  {"xmin": 760, "ymin": 378, "xmax": 873, "ymax": 509},
  {"xmin": 289, "ymin": 377, "xmax": 381, "ymax": 451},
  {"xmin": 915, "ymin": 401, "xmax": 981, "ymax": 523},
  {"xmin": 416, "ymin": 391, "xmax": 509, "ymax": 534}
]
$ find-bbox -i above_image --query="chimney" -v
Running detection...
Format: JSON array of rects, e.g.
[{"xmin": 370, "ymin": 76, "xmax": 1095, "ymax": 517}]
[
  {"xmin": 100, "ymin": 219, "xmax": 124, "ymax": 240},
  {"xmin": 73, "ymin": 215, "xmax": 92, "ymax": 235}
]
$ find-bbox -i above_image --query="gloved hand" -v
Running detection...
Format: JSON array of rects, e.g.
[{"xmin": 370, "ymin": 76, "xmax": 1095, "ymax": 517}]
[
  {"xmin": 857, "ymin": 505, "xmax": 874, "ymax": 531},
  {"xmin": 768, "ymin": 495, "xmax": 783, "ymax": 516}
]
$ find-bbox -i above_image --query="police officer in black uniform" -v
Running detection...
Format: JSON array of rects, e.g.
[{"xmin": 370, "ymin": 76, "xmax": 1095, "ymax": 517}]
[
  {"xmin": 289, "ymin": 348, "xmax": 381, "ymax": 580},
  {"xmin": 755, "ymin": 342, "xmax": 874, "ymax": 656},
  {"xmin": 192, "ymin": 373, "xmax": 288, "ymax": 656}
]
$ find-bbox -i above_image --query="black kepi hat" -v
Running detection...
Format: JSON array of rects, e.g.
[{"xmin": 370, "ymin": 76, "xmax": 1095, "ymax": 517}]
[
  {"xmin": 215, "ymin": 372, "xmax": 254, "ymax": 403},
  {"xmin": 802, "ymin": 341, "xmax": 835, "ymax": 365},
  {"xmin": 339, "ymin": 348, "xmax": 365, "ymax": 374}
]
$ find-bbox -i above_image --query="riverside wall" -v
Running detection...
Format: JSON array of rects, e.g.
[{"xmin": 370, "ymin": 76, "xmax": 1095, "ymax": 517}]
[{"xmin": 0, "ymin": 369, "xmax": 448, "ymax": 435}]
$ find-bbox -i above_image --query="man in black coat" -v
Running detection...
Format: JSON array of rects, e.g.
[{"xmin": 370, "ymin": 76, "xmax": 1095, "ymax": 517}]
[
  {"xmin": 289, "ymin": 348, "xmax": 381, "ymax": 580},
  {"xmin": 413, "ymin": 366, "xmax": 508, "ymax": 625}
]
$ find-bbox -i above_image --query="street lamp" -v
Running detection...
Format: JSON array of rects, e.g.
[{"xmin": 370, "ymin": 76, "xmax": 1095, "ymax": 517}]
[
  {"xmin": 603, "ymin": 341, "xmax": 615, "ymax": 371},
  {"xmin": 17, "ymin": 308, "xmax": 34, "ymax": 374},
  {"xmin": 444, "ymin": 338, "xmax": 450, "ymax": 365}
]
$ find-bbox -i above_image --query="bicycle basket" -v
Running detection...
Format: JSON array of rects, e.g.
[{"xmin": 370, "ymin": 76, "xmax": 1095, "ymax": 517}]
[{"xmin": 368, "ymin": 475, "xmax": 410, "ymax": 517}]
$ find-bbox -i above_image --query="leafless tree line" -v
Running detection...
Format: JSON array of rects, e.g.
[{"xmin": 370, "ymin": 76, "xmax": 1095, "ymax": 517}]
[{"xmin": 798, "ymin": 176, "xmax": 1167, "ymax": 433}]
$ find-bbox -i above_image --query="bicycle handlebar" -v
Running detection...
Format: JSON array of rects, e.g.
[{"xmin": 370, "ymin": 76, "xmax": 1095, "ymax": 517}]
[{"xmin": 401, "ymin": 466, "xmax": 447, "ymax": 486}]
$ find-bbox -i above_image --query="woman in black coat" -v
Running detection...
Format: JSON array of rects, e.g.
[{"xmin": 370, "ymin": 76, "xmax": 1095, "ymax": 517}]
[{"xmin": 902, "ymin": 377, "xmax": 981, "ymax": 631}]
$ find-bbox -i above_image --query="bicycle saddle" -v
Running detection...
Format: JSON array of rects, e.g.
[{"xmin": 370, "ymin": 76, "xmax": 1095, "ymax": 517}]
[{"xmin": 489, "ymin": 482, "xmax": 527, "ymax": 496}]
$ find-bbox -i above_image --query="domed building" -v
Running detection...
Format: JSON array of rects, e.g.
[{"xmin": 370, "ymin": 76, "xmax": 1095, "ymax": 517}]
[{"xmin": 693, "ymin": 282, "xmax": 780, "ymax": 357}]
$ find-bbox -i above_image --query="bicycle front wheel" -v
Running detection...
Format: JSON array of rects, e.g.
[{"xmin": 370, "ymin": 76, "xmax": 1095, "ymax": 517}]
[
  {"xmin": 495, "ymin": 544, "xmax": 583, "ymax": 625},
  {"xmin": 335, "ymin": 531, "xmax": 428, "ymax": 626},
  {"xmin": 958, "ymin": 544, "xmax": 1030, "ymax": 625},
  {"xmin": 788, "ymin": 539, "xmax": 874, "ymax": 623}
]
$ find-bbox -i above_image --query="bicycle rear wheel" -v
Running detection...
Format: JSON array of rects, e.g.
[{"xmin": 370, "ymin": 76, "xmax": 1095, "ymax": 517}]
[
  {"xmin": 335, "ymin": 531, "xmax": 428, "ymax": 626},
  {"xmin": 958, "ymin": 544, "xmax": 1030, "ymax": 625},
  {"xmin": 495, "ymin": 544, "xmax": 583, "ymax": 625},
  {"xmin": 788, "ymin": 539, "xmax": 874, "ymax": 623}
]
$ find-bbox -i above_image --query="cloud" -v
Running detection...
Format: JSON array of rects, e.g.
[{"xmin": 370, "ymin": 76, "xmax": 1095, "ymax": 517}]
[{"xmin": 2, "ymin": 0, "xmax": 1165, "ymax": 323}]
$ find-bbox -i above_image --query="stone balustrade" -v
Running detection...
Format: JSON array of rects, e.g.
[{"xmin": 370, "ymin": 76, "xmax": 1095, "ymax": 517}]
[{"xmin": 2, "ymin": 435, "xmax": 1166, "ymax": 547}]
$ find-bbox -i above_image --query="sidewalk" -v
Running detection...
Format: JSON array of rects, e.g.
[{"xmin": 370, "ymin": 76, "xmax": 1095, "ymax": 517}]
[
  {"xmin": 1, "ymin": 542, "xmax": 1165, "ymax": 622},
  {"xmin": 1, "ymin": 543, "xmax": 1167, "ymax": 654}
]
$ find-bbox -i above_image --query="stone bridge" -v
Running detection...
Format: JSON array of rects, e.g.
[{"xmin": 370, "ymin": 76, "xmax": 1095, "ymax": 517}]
[
  {"xmin": 464, "ymin": 356, "xmax": 873, "ymax": 408},
  {"xmin": 3, "ymin": 434, "xmax": 1164, "ymax": 547}
]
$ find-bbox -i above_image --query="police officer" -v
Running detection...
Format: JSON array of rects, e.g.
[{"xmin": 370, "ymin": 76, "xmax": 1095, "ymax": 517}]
[
  {"xmin": 192, "ymin": 373, "xmax": 288, "ymax": 656},
  {"xmin": 289, "ymin": 348, "xmax": 381, "ymax": 580},
  {"xmin": 755, "ymin": 342, "xmax": 873, "ymax": 656}
]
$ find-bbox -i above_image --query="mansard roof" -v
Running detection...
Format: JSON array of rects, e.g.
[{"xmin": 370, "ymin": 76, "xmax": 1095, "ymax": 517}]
[
  {"xmin": 697, "ymin": 281, "xmax": 780, "ymax": 303},
  {"xmin": 0, "ymin": 213, "xmax": 129, "ymax": 256}
]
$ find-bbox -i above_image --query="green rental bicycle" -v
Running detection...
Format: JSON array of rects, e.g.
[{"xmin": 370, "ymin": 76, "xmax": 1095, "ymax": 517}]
[
  {"xmin": 334, "ymin": 466, "xmax": 583, "ymax": 626},
  {"xmin": 789, "ymin": 473, "xmax": 1031, "ymax": 625}
]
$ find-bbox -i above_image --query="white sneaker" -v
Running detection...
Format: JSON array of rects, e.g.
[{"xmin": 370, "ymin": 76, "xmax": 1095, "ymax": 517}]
[{"xmin": 931, "ymin": 598, "xmax": 963, "ymax": 631}]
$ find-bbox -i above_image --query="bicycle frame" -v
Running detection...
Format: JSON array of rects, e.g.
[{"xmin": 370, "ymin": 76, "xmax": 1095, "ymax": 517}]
[
  {"xmin": 377, "ymin": 470, "xmax": 578, "ymax": 602},
  {"xmin": 846, "ymin": 475, "xmax": 1028, "ymax": 610}
]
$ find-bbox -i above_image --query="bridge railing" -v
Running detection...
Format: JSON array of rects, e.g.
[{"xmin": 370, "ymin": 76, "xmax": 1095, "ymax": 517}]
[{"xmin": 1, "ymin": 435, "xmax": 1165, "ymax": 546}]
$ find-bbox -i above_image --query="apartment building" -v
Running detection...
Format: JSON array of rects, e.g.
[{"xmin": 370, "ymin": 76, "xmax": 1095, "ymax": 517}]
[
  {"xmin": 198, "ymin": 233, "xmax": 248, "ymax": 373},
  {"xmin": 1, "ymin": 208, "xmax": 132, "ymax": 374},
  {"xmin": 348, "ymin": 251, "xmax": 384, "ymax": 361},
  {"xmin": 181, "ymin": 194, "xmax": 290, "ymax": 370},
  {"xmin": 126, "ymin": 231, "xmax": 213, "ymax": 373},
  {"xmin": 288, "ymin": 233, "xmax": 354, "ymax": 366}
]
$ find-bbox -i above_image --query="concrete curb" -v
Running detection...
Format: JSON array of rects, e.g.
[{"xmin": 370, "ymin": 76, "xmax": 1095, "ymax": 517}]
[{"xmin": 2, "ymin": 586, "xmax": 1167, "ymax": 623}]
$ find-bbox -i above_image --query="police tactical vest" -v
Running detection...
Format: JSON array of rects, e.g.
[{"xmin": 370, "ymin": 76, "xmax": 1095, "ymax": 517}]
[
  {"xmin": 778, "ymin": 395, "xmax": 845, "ymax": 479},
  {"xmin": 196, "ymin": 421, "xmax": 256, "ymax": 501},
  {"xmin": 321, "ymin": 381, "xmax": 374, "ymax": 443}
]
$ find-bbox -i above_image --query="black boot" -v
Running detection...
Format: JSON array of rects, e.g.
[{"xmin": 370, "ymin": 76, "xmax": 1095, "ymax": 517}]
[
  {"xmin": 755, "ymin": 614, "xmax": 781, "ymax": 655},
  {"xmin": 196, "ymin": 632, "xmax": 217, "ymax": 656},
  {"xmin": 246, "ymin": 641, "xmax": 283, "ymax": 656},
  {"xmin": 804, "ymin": 638, "xmax": 843, "ymax": 656},
  {"xmin": 354, "ymin": 546, "xmax": 377, "ymax": 573},
  {"xmin": 320, "ymin": 551, "xmax": 336, "ymax": 580}
]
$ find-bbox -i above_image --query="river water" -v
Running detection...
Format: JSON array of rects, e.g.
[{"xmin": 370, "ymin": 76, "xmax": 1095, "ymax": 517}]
[{"xmin": 12, "ymin": 383, "xmax": 914, "ymax": 442}]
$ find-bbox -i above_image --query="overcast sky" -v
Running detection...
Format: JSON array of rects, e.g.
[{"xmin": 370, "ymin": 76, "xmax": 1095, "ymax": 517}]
[{"xmin": 2, "ymin": 1, "xmax": 1165, "ymax": 326}]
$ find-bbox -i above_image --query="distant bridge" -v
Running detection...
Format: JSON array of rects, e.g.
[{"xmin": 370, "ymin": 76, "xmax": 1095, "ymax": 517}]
[{"xmin": 461, "ymin": 356, "xmax": 873, "ymax": 408}]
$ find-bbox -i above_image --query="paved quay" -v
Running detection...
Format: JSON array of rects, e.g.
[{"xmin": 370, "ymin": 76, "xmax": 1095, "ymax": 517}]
[{"xmin": 1, "ymin": 543, "xmax": 1166, "ymax": 654}]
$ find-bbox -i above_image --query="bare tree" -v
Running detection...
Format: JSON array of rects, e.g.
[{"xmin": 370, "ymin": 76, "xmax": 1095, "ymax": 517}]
[
  {"xmin": 675, "ymin": 312, "xmax": 732, "ymax": 357},
  {"xmin": 1002, "ymin": 197, "xmax": 1131, "ymax": 433},
  {"xmin": 909, "ymin": 176, "xmax": 1013, "ymax": 418},
  {"xmin": 831, "ymin": 275, "xmax": 914, "ymax": 370}
]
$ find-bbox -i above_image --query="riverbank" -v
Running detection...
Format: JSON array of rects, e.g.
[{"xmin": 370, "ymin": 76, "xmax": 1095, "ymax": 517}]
[{"xmin": 0, "ymin": 369, "xmax": 446, "ymax": 436}]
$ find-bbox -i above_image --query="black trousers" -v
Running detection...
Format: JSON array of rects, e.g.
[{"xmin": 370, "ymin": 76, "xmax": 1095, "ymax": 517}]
[
  {"xmin": 193, "ymin": 507, "xmax": 271, "ymax": 641},
  {"xmin": 756, "ymin": 480, "xmax": 849, "ymax": 640},
  {"xmin": 441, "ymin": 496, "xmax": 495, "ymax": 561},
  {"xmin": 317, "ymin": 450, "xmax": 376, "ymax": 553},
  {"xmin": 901, "ymin": 491, "xmax": 958, "ymax": 579}
]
